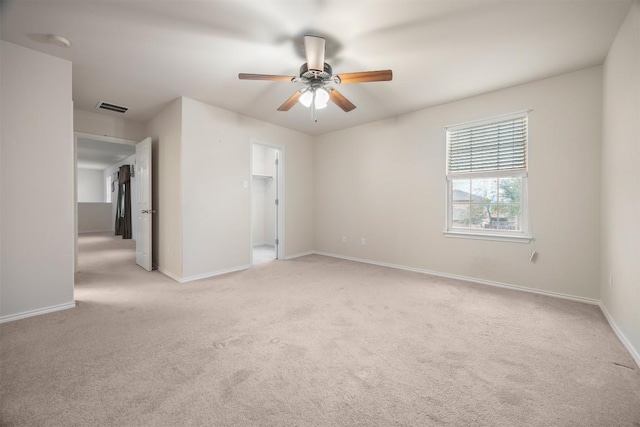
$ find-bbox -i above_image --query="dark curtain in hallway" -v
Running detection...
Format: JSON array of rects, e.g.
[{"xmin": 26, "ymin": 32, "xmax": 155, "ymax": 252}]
[{"xmin": 115, "ymin": 165, "xmax": 132, "ymax": 239}]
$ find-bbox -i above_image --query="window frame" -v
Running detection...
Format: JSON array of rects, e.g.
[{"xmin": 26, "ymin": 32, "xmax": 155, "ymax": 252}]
[{"xmin": 444, "ymin": 111, "xmax": 532, "ymax": 243}]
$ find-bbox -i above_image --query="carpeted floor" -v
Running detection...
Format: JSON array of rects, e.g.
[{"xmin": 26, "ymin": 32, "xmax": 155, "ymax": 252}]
[{"xmin": 1, "ymin": 233, "xmax": 639, "ymax": 426}]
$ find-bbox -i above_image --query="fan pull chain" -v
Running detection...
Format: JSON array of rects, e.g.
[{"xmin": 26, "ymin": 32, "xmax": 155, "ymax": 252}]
[{"xmin": 312, "ymin": 90, "xmax": 318, "ymax": 122}]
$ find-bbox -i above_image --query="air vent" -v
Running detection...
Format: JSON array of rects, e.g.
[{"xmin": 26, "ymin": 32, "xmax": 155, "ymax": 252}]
[{"xmin": 96, "ymin": 101, "xmax": 129, "ymax": 114}]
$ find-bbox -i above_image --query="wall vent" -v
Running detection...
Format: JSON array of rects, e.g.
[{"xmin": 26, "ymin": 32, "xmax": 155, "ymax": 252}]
[{"xmin": 96, "ymin": 101, "xmax": 129, "ymax": 114}]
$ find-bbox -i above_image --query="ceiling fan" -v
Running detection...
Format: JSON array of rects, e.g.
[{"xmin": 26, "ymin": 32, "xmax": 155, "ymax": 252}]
[{"xmin": 239, "ymin": 35, "xmax": 392, "ymax": 120}]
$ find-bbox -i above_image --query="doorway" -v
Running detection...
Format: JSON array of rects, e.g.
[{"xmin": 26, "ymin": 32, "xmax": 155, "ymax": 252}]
[
  {"xmin": 250, "ymin": 141, "xmax": 283, "ymax": 265},
  {"xmin": 73, "ymin": 133, "xmax": 152, "ymax": 274}
]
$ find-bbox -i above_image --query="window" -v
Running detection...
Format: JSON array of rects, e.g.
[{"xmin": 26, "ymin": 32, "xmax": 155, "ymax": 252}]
[
  {"xmin": 106, "ymin": 175, "xmax": 112, "ymax": 203},
  {"xmin": 445, "ymin": 111, "xmax": 531, "ymax": 242}
]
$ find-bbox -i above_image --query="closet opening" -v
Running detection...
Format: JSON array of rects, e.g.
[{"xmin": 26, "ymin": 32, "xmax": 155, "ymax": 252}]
[{"xmin": 250, "ymin": 141, "xmax": 283, "ymax": 265}]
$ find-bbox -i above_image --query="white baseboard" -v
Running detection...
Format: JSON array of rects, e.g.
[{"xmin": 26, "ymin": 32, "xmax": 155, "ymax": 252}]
[
  {"xmin": 158, "ymin": 263, "xmax": 259, "ymax": 283},
  {"xmin": 599, "ymin": 303, "xmax": 640, "ymax": 368},
  {"xmin": 180, "ymin": 265, "xmax": 250, "ymax": 283},
  {"xmin": 157, "ymin": 267, "xmax": 182, "ymax": 283},
  {"xmin": 283, "ymin": 251, "xmax": 315, "ymax": 260},
  {"xmin": 313, "ymin": 251, "xmax": 600, "ymax": 305},
  {"xmin": 0, "ymin": 301, "xmax": 76, "ymax": 324},
  {"xmin": 252, "ymin": 242, "xmax": 275, "ymax": 248}
]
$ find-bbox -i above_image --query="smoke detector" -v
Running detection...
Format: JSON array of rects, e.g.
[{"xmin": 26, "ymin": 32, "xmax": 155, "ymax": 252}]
[{"xmin": 47, "ymin": 34, "xmax": 71, "ymax": 48}]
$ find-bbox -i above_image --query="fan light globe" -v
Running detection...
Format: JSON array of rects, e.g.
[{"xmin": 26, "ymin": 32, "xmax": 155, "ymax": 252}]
[
  {"xmin": 299, "ymin": 90, "xmax": 313, "ymax": 108},
  {"xmin": 315, "ymin": 88, "xmax": 330, "ymax": 109}
]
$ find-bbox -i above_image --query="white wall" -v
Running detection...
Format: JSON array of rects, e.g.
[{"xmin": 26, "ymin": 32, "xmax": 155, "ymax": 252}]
[
  {"xmin": 74, "ymin": 109, "xmax": 146, "ymax": 142},
  {"xmin": 180, "ymin": 97, "xmax": 314, "ymax": 280},
  {"xmin": 78, "ymin": 203, "xmax": 112, "ymax": 233},
  {"xmin": 252, "ymin": 180, "xmax": 267, "ymax": 245},
  {"xmin": 0, "ymin": 42, "xmax": 74, "ymax": 321},
  {"xmin": 315, "ymin": 67, "xmax": 603, "ymax": 301},
  {"xmin": 601, "ymin": 0, "xmax": 640, "ymax": 364},
  {"xmin": 251, "ymin": 144, "xmax": 266, "ymax": 244},
  {"xmin": 77, "ymin": 168, "xmax": 104, "ymax": 202},
  {"xmin": 146, "ymin": 98, "xmax": 183, "ymax": 279}
]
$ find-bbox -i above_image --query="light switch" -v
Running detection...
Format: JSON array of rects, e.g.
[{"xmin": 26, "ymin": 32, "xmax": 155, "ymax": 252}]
[{"xmin": 243, "ymin": 180, "xmax": 248, "ymax": 188}]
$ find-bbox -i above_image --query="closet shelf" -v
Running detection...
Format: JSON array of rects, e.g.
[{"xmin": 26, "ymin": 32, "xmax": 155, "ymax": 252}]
[{"xmin": 252, "ymin": 174, "xmax": 273, "ymax": 181}]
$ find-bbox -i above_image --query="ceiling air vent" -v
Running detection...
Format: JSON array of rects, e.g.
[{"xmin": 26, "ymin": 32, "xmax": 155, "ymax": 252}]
[{"xmin": 96, "ymin": 101, "xmax": 129, "ymax": 114}]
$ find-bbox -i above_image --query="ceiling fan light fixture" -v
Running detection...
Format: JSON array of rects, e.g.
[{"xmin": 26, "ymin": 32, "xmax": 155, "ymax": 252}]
[
  {"xmin": 239, "ymin": 34, "xmax": 392, "ymax": 118},
  {"xmin": 298, "ymin": 87, "xmax": 330, "ymax": 110},
  {"xmin": 299, "ymin": 90, "xmax": 313, "ymax": 108}
]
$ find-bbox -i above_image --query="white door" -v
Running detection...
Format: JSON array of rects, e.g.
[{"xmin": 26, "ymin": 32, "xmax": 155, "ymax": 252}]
[{"xmin": 135, "ymin": 137, "xmax": 152, "ymax": 271}]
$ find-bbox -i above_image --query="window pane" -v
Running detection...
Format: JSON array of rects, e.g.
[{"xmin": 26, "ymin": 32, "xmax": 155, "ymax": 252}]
[
  {"xmin": 471, "ymin": 178, "xmax": 497, "ymax": 203},
  {"xmin": 498, "ymin": 177, "xmax": 522, "ymax": 203},
  {"xmin": 451, "ymin": 204, "xmax": 470, "ymax": 228},
  {"xmin": 469, "ymin": 204, "xmax": 490, "ymax": 228},
  {"xmin": 498, "ymin": 204, "xmax": 521, "ymax": 230},
  {"xmin": 106, "ymin": 176, "xmax": 112, "ymax": 203},
  {"xmin": 452, "ymin": 180, "xmax": 471, "ymax": 202},
  {"xmin": 478, "ymin": 204, "xmax": 521, "ymax": 230},
  {"xmin": 472, "ymin": 203, "xmax": 498, "ymax": 230}
]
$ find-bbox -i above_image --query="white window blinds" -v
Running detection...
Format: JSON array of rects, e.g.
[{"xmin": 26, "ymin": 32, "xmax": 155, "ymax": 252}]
[{"xmin": 447, "ymin": 113, "xmax": 528, "ymax": 174}]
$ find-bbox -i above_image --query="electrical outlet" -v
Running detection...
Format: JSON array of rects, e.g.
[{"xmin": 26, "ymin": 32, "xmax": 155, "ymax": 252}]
[
  {"xmin": 360, "ymin": 238, "xmax": 366, "ymax": 245},
  {"xmin": 342, "ymin": 236, "xmax": 347, "ymax": 243}
]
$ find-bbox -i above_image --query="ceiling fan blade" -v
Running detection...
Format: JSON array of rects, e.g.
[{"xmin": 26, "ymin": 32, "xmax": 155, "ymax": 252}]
[
  {"xmin": 329, "ymin": 88, "xmax": 356, "ymax": 112},
  {"xmin": 238, "ymin": 73, "xmax": 295, "ymax": 82},
  {"xmin": 277, "ymin": 91, "xmax": 302, "ymax": 111},
  {"xmin": 304, "ymin": 35, "xmax": 325, "ymax": 71},
  {"xmin": 337, "ymin": 70, "xmax": 393, "ymax": 84}
]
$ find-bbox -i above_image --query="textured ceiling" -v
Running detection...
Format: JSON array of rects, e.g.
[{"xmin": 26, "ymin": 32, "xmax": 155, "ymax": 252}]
[{"xmin": 0, "ymin": 0, "xmax": 632, "ymax": 135}]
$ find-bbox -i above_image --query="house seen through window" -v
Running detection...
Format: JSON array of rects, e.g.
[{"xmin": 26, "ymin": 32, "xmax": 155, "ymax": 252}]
[{"xmin": 445, "ymin": 111, "xmax": 531, "ymax": 242}]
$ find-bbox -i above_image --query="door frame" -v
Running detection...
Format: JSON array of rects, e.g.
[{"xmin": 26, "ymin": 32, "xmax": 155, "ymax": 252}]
[
  {"xmin": 249, "ymin": 139, "xmax": 285, "ymax": 264},
  {"xmin": 73, "ymin": 132, "xmax": 137, "ymax": 273}
]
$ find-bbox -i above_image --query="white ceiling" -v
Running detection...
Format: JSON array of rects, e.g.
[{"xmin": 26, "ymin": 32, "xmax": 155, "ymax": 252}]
[
  {"xmin": 77, "ymin": 137, "xmax": 135, "ymax": 170},
  {"xmin": 0, "ymin": 0, "xmax": 632, "ymax": 136}
]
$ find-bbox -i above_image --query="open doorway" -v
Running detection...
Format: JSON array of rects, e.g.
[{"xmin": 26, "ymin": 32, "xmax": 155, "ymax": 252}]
[
  {"xmin": 250, "ymin": 141, "xmax": 283, "ymax": 265},
  {"xmin": 74, "ymin": 132, "xmax": 137, "ymax": 273}
]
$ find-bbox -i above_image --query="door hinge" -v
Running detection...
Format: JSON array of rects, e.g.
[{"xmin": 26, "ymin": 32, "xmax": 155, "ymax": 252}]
[
  {"xmin": 275, "ymin": 199, "xmax": 279, "ymax": 205},
  {"xmin": 275, "ymin": 158, "xmax": 279, "ymax": 166},
  {"xmin": 275, "ymin": 239, "xmax": 279, "ymax": 245}
]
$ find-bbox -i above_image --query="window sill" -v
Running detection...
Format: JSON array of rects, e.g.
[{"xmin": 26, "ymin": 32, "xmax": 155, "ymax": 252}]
[{"xmin": 444, "ymin": 230, "xmax": 532, "ymax": 243}]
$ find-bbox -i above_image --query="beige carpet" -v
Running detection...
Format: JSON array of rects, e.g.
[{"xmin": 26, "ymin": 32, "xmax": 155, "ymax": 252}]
[{"xmin": 1, "ymin": 233, "xmax": 639, "ymax": 426}]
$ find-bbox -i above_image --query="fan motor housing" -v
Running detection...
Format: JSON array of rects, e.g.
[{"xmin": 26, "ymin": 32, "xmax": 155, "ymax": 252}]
[{"xmin": 300, "ymin": 62, "xmax": 332, "ymax": 82}]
